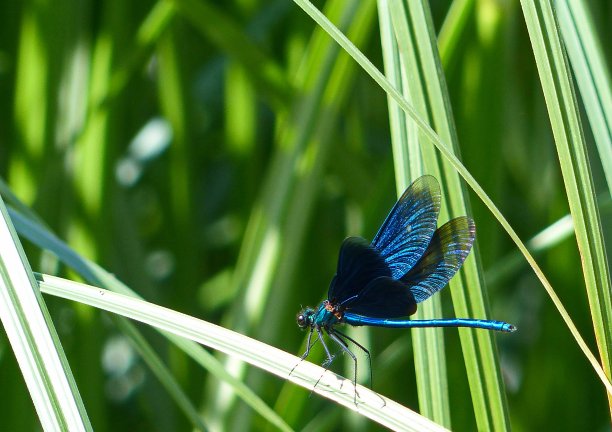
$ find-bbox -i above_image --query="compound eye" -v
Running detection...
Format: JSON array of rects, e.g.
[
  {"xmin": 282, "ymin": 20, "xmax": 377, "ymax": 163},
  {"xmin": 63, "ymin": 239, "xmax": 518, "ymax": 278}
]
[
  {"xmin": 296, "ymin": 310, "xmax": 312, "ymax": 328},
  {"xmin": 296, "ymin": 313, "xmax": 307, "ymax": 328}
]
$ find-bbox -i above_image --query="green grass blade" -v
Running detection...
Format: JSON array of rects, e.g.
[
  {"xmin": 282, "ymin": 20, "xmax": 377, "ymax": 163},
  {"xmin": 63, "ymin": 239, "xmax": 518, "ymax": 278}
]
[
  {"xmin": 37, "ymin": 273, "xmax": 448, "ymax": 432},
  {"xmin": 378, "ymin": 0, "xmax": 422, "ymax": 181},
  {"xmin": 438, "ymin": 0, "xmax": 474, "ymax": 69},
  {"xmin": 0, "ymin": 198, "xmax": 91, "ymax": 431},
  {"xmin": 379, "ymin": 0, "xmax": 511, "ymax": 428},
  {"xmin": 556, "ymin": 0, "xmax": 612, "ymax": 194},
  {"xmin": 520, "ymin": 0, "xmax": 612, "ymax": 409},
  {"xmin": 379, "ymin": 0, "xmax": 449, "ymax": 425},
  {"xmin": 10, "ymin": 0, "xmax": 50, "ymax": 204},
  {"xmin": 107, "ymin": 0, "xmax": 176, "ymax": 103},
  {"xmin": 412, "ymin": 3, "xmax": 511, "ymax": 429},
  {"xmin": 292, "ymin": 0, "xmax": 612, "ymax": 396},
  {"xmin": 8, "ymin": 205, "xmax": 292, "ymax": 431}
]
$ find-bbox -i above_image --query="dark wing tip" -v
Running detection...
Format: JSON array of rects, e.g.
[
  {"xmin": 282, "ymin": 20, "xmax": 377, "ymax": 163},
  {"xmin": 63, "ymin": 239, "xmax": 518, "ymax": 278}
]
[
  {"xmin": 452, "ymin": 216, "xmax": 476, "ymax": 240},
  {"xmin": 403, "ymin": 175, "xmax": 441, "ymax": 212},
  {"xmin": 402, "ymin": 215, "xmax": 476, "ymax": 303}
]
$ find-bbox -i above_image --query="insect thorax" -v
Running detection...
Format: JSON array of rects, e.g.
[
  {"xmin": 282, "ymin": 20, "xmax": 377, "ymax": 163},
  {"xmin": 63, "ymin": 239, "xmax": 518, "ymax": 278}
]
[{"xmin": 310, "ymin": 300, "xmax": 342, "ymax": 328}]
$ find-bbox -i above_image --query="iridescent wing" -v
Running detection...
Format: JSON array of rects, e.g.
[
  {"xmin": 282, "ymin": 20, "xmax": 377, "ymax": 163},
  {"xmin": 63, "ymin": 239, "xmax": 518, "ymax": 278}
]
[
  {"xmin": 327, "ymin": 237, "xmax": 391, "ymax": 306},
  {"xmin": 401, "ymin": 216, "xmax": 476, "ymax": 303},
  {"xmin": 371, "ymin": 176, "xmax": 441, "ymax": 279}
]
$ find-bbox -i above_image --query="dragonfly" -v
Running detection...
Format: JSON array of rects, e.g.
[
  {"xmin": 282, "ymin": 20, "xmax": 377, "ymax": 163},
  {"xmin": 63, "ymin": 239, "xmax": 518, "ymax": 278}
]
[{"xmin": 296, "ymin": 175, "xmax": 515, "ymax": 392}]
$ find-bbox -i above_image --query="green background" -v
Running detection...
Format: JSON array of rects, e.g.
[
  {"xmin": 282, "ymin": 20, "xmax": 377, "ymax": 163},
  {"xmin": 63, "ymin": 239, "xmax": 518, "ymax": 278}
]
[{"xmin": 0, "ymin": 0, "xmax": 610, "ymax": 430}]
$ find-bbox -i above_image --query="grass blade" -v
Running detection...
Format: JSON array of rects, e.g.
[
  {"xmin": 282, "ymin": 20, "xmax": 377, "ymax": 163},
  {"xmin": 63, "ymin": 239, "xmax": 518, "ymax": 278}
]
[
  {"xmin": 0, "ymin": 197, "xmax": 91, "ymax": 431},
  {"xmin": 37, "ymin": 273, "xmax": 448, "ymax": 432},
  {"xmin": 7, "ymin": 204, "xmax": 292, "ymax": 431},
  {"xmin": 520, "ymin": 0, "xmax": 612, "ymax": 411},
  {"xmin": 379, "ymin": 0, "xmax": 449, "ymax": 425},
  {"xmin": 556, "ymin": 0, "xmax": 612, "ymax": 193},
  {"xmin": 379, "ymin": 0, "xmax": 511, "ymax": 428}
]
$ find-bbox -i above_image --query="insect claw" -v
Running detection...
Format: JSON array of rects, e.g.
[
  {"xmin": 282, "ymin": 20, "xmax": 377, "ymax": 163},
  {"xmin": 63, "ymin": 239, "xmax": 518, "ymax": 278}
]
[{"xmin": 322, "ymin": 355, "xmax": 335, "ymax": 368}]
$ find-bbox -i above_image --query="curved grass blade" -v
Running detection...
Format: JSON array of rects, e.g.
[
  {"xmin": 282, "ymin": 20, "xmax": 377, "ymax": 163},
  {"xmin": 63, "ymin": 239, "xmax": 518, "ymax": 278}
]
[
  {"xmin": 37, "ymin": 273, "xmax": 448, "ymax": 432},
  {"xmin": 7, "ymin": 204, "xmax": 291, "ymax": 432}
]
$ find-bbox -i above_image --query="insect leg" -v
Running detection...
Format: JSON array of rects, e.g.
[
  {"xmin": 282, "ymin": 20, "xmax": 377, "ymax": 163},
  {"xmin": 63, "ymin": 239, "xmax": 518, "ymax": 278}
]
[
  {"xmin": 317, "ymin": 327, "xmax": 335, "ymax": 367},
  {"xmin": 333, "ymin": 330, "xmax": 387, "ymax": 408},
  {"xmin": 334, "ymin": 329, "xmax": 373, "ymax": 389},
  {"xmin": 310, "ymin": 327, "xmax": 338, "ymax": 395},
  {"xmin": 300, "ymin": 326, "xmax": 318, "ymax": 360},
  {"xmin": 290, "ymin": 327, "xmax": 319, "ymax": 378},
  {"xmin": 327, "ymin": 330, "xmax": 359, "ymax": 405}
]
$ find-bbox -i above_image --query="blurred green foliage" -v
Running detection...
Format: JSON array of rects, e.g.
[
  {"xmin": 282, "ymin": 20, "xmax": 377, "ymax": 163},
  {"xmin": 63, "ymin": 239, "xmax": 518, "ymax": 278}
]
[{"xmin": 0, "ymin": 0, "xmax": 610, "ymax": 430}]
